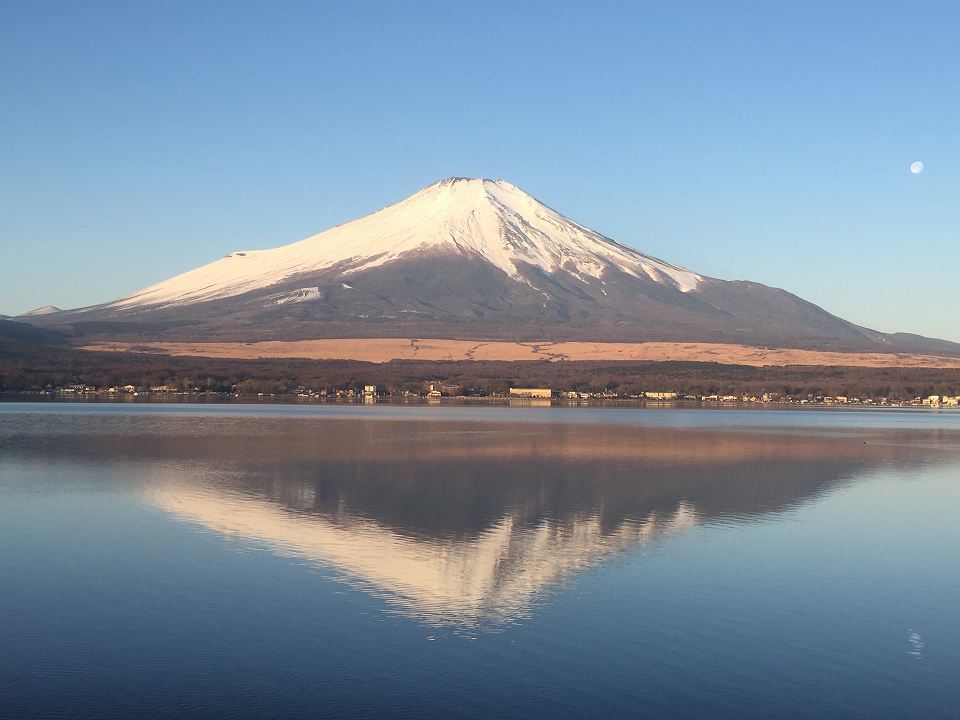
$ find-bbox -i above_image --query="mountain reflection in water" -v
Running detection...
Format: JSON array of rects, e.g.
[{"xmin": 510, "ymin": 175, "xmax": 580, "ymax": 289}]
[{"xmin": 4, "ymin": 410, "xmax": 955, "ymax": 628}]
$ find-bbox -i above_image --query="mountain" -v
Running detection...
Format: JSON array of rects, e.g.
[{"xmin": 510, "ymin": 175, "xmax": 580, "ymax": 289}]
[
  {"xmin": 25, "ymin": 178, "xmax": 960, "ymax": 354},
  {"xmin": 0, "ymin": 318, "xmax": 68, "ymax": 359},
  {"xmin": 18, "ymin": 305, "xmax": 62, "ymax": 317}
]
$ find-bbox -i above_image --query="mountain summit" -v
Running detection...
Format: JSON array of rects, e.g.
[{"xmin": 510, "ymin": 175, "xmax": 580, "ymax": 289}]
[
  {"xmin": 30, "ymin": 178, "xmax": 960, "ymax": 354},
  {"xmin": 110, "ymin": 177, "xmax": 702, "ymax": 309}
]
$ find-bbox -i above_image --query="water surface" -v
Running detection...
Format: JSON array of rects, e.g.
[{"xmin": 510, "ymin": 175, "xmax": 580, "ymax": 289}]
[{"xmin": 2, "ymin": 404, "xmax": 959, "ymax": 718}]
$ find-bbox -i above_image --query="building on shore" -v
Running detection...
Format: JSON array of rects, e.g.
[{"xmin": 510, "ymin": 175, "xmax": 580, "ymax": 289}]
[
  {"xmin": 644, "ymin": 391, "xmax": 678, "ymax": 400},
  {"xmin": 425, "ymin": 380, "xmax": 462, "ymax": 397},
  {"xmin": 509, "ymin": 387, "xmax": 552, "ymax": 399}
]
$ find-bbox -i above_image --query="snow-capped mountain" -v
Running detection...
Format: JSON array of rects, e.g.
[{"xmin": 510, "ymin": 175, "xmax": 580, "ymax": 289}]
[
  {"xmin": 110, "ymin": 178, "xmax": 702, "ymax": 309},
  {"xmin": 18, "ymin": 305, "xmax": 62, "ymax": 317},
  {"xmin": 29, "ymin": 178, "xmax": 960, "ymax": 353}
]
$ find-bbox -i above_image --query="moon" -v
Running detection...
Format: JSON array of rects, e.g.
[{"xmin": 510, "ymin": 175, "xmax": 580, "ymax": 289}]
[{"xmin": 910, "ymin": 161, "xmax": 924, "ymax": 174}]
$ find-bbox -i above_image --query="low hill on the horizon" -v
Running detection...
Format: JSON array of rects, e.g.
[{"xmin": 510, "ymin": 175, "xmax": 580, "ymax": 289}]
[{"xmin": 0, "ymin": 318, "xmax": 68, "ymax": 356}]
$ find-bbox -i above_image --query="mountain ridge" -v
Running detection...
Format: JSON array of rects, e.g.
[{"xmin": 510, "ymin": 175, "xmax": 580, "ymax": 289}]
[
  {"xmin": 22, "ymin": 178, "xmax": 960, "ymax": 356},
  {"xmin": 103, "ymin": 177, "xmax": 704, "ymax": 309}
]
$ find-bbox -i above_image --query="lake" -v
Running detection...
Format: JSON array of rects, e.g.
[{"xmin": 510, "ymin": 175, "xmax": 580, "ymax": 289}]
[{"xmin": 2, "ymin": 403, "xmax": 959, "ymax": 718}]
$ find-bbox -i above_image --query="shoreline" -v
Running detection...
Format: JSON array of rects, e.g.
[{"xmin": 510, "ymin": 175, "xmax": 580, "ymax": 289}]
[{"xmin": 2, "ymin": 392, "xmax": 957, "ymax": 412}]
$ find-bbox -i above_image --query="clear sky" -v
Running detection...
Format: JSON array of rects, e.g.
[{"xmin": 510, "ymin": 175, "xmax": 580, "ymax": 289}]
[{"xmin": 2, "ymin": 1, "xmax": 958, "ymax": 340}]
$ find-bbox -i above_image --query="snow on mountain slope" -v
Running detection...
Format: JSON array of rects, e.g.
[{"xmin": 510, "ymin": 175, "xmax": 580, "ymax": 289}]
[
  {"xmin": 109, "ymin": 178, "xmax": 702, "ymax": 309},
  {"xmin": 25, "ymin": 177, "xmax": 960, "ymax": 354},
  {"xmin": 19, "ymin": 305, "xmax": 62, "ymax": 316}
]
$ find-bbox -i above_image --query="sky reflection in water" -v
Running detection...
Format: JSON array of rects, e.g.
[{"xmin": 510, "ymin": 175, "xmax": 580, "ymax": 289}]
[{"xmin": 2, "ymin": 404, "xmax": 960, "ymax": 718}]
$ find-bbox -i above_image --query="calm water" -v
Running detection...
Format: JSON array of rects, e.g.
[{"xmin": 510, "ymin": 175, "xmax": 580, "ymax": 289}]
[{"xmin": 2, "ymin": 403, "xmax": 960, "ymax": 719}]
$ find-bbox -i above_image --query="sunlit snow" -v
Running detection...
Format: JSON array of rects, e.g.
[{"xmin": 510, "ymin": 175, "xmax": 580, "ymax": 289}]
[
  {"xmin": 109, "ymin": 178, "xmax": 702, "ymax": 308},
  {"xmin": 268, "ymin": 287, "xmax": 321, "ymax": 306}
]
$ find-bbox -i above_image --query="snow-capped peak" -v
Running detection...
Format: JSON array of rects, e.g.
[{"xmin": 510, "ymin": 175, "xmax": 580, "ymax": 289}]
[
  {"xmin": 19, "ymin": 305, "xmax": 62, "ymax": 316},
  {"xmin": 109, "ymin": 178, "xmax": 702, "ymax": 308}
]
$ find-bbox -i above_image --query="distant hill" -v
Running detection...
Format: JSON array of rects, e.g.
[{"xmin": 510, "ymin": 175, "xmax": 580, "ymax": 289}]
[
  {"xmin": 18, "ymin": 305, "xmax": 62, "ymax": 317},
  {"xmin": 0, "ymin": 318, "xmax": 66, "ymax": 345}
]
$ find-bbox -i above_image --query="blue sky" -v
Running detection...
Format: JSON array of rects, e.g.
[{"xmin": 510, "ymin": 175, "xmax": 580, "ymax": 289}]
[{"xmin": 2, "ymin": 1, "xmax": 958, "ymax": 340}]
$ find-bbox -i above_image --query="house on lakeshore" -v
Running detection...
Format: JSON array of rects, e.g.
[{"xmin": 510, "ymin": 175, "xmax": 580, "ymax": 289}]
[
  {"xmin": 644, "ymin": 391, "xmax": 678, "ymax": 401},
  {"xmin": 509, "ymin": 387, "xmax": 552, "ymax": 399},
  {"xmin": 425, "ymin": 380, "xmax": 461, "ymax": 397}
]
